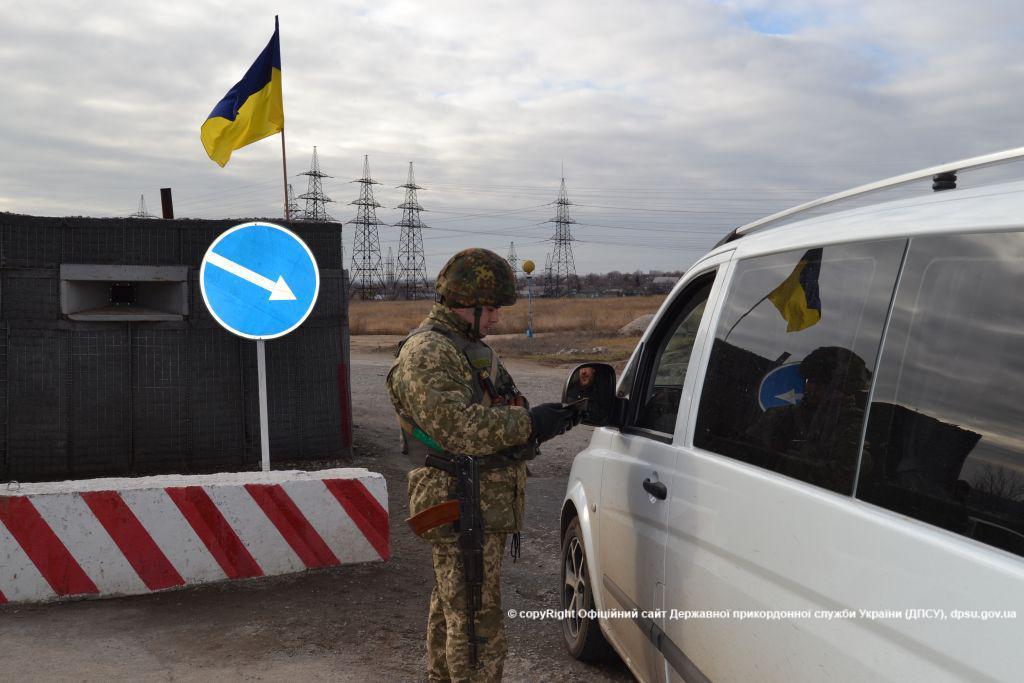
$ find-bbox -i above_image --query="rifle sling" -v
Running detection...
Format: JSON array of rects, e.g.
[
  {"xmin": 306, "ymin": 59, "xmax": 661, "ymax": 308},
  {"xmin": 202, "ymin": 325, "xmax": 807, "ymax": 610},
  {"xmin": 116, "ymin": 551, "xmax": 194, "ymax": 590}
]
[{"xmin": 424, "ymin": 450, "xmax": 515, "ymax": 473}]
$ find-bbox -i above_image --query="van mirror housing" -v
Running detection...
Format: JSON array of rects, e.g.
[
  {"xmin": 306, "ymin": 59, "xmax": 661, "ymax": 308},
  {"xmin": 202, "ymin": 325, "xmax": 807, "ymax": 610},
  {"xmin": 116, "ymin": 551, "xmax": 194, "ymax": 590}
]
[{"xmin": 562, "ymin": 363, "xmax": 618, "ymax": 427}]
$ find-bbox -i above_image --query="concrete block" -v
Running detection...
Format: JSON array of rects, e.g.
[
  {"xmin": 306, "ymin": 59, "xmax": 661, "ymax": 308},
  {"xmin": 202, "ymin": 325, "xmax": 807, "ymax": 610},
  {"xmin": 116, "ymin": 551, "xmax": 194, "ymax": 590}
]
[{"xmin": 0, "ymin": 469, "xmax": 388, "ymax": 604}]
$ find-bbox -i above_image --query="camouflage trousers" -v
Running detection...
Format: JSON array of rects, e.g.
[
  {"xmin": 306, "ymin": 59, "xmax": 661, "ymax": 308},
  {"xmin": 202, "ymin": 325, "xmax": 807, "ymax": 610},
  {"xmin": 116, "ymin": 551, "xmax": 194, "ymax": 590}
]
[{"xmin": 427, "ymin": 533, "xmax": 507, "ymax": 682}]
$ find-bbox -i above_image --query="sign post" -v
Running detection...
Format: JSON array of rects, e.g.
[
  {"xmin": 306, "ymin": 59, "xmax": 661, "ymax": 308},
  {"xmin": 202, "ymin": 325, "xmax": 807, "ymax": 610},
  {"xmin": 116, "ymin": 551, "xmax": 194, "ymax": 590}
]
[
  {"xmin": 522, "ymin": 259, "xmax": 536, "ymax": 338},
  {"xmin": 200, "ymin": 221, "xmax": 320, "ymax": 471},
  {"xmin": 256, "ymin": 340, "xmax": 271, "ymax": 471}
]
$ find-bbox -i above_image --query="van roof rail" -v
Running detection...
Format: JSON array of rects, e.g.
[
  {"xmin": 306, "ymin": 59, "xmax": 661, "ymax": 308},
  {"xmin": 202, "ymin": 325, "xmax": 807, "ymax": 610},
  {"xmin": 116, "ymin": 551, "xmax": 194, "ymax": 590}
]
[{"xmin": 723, "ymin": 145, "xmax": 1024, "ymax": 243}]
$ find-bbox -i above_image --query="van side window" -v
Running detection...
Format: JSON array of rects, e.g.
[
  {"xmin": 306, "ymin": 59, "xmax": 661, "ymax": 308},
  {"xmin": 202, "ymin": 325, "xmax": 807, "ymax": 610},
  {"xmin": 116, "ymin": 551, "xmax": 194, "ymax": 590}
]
[
  {"xmin": 631, "ymin": 277, "xmax": 713, "ymax": 436},
  {"xmin": 857, "ymin": 231, "xmax": 1024, "ymax": 558},
  {"xmin": 694, "ymin": 241, "xmax": 904, "ymax": 494}
]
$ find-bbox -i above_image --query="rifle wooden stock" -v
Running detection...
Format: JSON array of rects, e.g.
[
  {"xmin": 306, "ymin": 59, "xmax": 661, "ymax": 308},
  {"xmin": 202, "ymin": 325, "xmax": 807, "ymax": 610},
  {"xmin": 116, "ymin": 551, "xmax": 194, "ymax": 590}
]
[{"xmin": 406, "ymin": 500, "xmax": 460, "ymax": 536}]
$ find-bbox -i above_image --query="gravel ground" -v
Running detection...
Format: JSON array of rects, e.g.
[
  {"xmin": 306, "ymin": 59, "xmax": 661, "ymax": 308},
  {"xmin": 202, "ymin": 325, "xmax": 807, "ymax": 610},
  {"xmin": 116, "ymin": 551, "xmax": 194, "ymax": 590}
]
[{"xmin": 0, "ymin": 347, "xmax": 633, "ymax": 682}]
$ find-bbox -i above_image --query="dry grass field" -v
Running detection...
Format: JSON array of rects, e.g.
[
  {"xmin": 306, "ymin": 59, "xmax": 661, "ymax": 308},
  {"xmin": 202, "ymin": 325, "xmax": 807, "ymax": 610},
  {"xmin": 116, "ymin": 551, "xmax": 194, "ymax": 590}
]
[
  {"xmin": 348, "ymin": 295, "xmax": 668, "ymax": 364},
  {"xmin": 348, "ymin": 295, "xmax": 667, "ymax": 336}
]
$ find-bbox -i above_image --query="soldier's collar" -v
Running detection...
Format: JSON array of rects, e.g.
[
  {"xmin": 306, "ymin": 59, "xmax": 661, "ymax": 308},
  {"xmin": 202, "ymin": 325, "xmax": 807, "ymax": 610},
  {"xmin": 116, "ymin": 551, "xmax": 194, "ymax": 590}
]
[{"xmin": 429, "ymin": 303, "xmax": 481, "ymax": 340}]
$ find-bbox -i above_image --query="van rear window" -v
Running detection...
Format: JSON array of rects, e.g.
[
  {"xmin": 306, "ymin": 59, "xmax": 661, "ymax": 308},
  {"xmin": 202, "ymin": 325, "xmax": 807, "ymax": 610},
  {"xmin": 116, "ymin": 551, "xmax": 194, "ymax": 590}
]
[
  {"xmin": 694, "ymin": 240, "xmax": 905, "ymax": 494},
  {"xmin": 858, "ymin": 231, "xmax": 1024, "ymax": 558}
]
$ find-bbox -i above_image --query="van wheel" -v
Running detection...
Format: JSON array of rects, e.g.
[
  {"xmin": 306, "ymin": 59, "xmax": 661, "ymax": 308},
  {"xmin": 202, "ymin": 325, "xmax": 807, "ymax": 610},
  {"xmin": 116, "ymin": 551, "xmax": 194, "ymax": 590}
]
[{"xmin": 561, "ymin": 516, "xmax": 609, "ymax": 661}]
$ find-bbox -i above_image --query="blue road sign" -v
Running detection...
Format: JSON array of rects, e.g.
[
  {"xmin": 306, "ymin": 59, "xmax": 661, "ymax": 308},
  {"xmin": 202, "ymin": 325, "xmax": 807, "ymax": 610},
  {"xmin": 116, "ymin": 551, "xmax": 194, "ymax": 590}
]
[
  {"xmin": 758, "ymin": 363, "xmax": 805, "ymax": 411},
  {"xmin": 200, "ymin": 222, "xmax": 320, "ymax": 340}
]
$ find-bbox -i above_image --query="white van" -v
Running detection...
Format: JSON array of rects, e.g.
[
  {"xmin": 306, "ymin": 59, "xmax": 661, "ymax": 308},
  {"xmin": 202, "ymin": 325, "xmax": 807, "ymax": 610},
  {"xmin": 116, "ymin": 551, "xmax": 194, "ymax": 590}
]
[{"xmin": 558, "ymin": 149, "xmax": 1024, "ymax": 682}]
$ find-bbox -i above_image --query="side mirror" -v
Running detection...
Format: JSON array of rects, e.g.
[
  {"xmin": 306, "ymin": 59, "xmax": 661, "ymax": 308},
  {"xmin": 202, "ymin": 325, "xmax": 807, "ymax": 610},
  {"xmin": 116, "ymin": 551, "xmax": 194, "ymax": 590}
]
[{"xmin": 562, "ymin": 362, "xmax": 617, "ymax": 427}]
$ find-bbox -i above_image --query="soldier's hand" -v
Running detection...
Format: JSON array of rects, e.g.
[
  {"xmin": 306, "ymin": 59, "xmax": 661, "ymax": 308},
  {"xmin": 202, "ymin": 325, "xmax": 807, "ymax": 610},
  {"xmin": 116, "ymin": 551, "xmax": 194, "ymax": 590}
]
[{"xmin": 529, "ymin": 403, "xmax": 576, "ymax": 444}]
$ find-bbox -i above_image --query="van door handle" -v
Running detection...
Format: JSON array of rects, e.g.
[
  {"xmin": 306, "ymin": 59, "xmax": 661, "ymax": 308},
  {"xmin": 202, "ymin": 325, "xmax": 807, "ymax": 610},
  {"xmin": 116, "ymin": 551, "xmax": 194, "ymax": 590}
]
[{"xmin": 642, "ymin": 478, "xmax": 667, "ymax": 500}]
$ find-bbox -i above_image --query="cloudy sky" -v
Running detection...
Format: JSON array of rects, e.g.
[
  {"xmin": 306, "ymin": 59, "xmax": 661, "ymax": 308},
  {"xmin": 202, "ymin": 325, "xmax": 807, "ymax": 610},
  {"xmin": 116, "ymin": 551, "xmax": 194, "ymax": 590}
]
[{"xmin": 2, "ymin": 0, "xmax": 1023, "ymax": 274}]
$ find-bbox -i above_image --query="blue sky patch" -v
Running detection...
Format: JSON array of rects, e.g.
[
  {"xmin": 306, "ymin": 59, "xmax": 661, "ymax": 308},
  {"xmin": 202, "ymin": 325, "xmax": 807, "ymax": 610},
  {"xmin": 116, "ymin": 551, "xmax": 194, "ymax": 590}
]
[{"xmin": 741, "ymin": 6, "xmax": 818, "ymax": 35}]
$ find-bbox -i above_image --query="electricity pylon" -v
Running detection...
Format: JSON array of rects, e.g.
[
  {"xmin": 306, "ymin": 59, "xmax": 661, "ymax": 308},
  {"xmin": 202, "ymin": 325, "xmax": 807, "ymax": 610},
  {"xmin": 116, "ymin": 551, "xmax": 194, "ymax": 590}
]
[
  {"xmin": 298, "ymin": 147, "xmax": 334, "ymax": 221},
  {"xmin": 544, "ymin": 176, "xmax": 578, "ymax": 297},
  {"xmin": 347, "ymin": 155, "xmax": 387, "ymax": 299},
  {"xmin": 394, "ymin": 162, "xmax": 430, "ymax": 299}
]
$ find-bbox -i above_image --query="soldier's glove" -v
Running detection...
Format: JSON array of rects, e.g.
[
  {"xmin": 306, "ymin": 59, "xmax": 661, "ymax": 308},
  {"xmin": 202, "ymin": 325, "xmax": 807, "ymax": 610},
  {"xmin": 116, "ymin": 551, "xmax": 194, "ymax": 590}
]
[
  {"xmin": 568, "ymin": 406, "xmax": 584, "ymax": 427},
  {"xmin": 529, "ymin": 403, "xmax": 576, "ymax": 444}
]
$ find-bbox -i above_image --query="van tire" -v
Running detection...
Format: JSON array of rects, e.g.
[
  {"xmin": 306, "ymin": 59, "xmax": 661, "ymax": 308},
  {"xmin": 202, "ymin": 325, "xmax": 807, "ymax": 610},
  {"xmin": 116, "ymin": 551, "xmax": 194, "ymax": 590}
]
[{"xmin": 560, "ymin": 516, "xmax": 610, "ymax": 661}]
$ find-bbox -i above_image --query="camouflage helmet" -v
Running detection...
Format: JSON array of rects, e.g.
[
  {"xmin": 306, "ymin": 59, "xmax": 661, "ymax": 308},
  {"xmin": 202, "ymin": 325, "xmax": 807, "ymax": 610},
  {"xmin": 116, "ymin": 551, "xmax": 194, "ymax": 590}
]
[{"xmin": 436, "ymin": 248, "xmax": 517, "ymax": 307}]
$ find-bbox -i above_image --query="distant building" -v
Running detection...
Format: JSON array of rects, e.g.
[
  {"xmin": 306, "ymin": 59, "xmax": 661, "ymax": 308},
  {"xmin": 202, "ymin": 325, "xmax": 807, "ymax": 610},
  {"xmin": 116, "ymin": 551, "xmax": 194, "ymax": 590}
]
[{"xmin": 650, "ymin": 276, "xmax": 678, "ymax": 294}]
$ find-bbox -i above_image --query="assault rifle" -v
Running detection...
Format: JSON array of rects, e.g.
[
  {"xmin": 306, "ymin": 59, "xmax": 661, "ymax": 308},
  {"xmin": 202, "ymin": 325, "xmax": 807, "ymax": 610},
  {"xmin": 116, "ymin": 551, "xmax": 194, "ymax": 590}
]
[
  {"xmin": 453, "ymin": 454, "xmax": 486, "ymax": 668},
  {"xmin": 402, "ymin": 426, "xmax": 495, "ymax": 667}
]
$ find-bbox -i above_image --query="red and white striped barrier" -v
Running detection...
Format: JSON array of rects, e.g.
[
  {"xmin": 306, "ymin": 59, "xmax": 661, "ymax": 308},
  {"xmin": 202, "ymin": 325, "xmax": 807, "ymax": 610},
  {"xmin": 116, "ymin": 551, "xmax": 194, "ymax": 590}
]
[{"xmin": 0, "ymin": 468, "xmax": 388, "ymax": 605}]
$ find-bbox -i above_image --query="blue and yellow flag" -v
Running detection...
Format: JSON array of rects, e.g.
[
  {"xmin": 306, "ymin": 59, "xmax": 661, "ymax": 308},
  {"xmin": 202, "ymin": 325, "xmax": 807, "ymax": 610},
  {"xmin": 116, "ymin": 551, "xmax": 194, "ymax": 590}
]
[
  {"xmin": 201, "ymin": 18, "xmax": 283, "ymax": 167},
  {"xmin": 767, "ymin": 248, "xmax": 822, "ymax": 332}
]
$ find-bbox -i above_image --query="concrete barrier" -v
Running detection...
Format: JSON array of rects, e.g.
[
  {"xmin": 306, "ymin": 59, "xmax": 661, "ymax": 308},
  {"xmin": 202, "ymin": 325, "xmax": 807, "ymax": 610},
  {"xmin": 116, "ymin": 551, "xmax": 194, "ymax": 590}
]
[{"xmin": 0, "ymin": 468, "xmax": 388, "ymax": 605}]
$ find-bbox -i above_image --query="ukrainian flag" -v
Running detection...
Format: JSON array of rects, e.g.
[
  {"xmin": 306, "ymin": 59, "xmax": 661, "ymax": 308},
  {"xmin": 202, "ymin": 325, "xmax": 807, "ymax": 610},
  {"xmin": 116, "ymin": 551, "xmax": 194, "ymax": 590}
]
[
  {"xmin": 767, "ymin": 248, "xmax": 822, "ymax": 332},
  {"xmin": 201, "ymin": 18, "xmax": 283, "ymax": 167}
]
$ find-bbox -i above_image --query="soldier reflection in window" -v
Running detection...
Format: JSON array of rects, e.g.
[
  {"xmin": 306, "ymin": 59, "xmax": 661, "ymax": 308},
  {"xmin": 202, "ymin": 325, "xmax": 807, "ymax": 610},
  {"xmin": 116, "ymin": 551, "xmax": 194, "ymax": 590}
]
[
  {"xmin": 566, "ymin": 366, "xmax": 613, "ymax": 424},
  {"xmin": 747, "ymin": 346, "xmax": 871, "ymax": 494}
]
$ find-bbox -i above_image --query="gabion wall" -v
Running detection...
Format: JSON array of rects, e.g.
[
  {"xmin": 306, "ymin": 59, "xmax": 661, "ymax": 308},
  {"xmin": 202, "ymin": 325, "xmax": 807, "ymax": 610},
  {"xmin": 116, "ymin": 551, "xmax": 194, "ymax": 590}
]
[{"xmin": 0, "ymin": 213, "xmax": 351, "ymax": 482}]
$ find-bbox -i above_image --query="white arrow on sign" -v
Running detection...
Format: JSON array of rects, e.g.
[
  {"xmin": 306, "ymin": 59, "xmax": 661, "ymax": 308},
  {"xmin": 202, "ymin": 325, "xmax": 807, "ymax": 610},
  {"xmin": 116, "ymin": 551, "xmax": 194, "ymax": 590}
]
[
  {"xmin": 206, "ymin": 251, "xmax": 297, "ymax": 301},
  {"xmin": 774, "ymin": 389, "xmax": 803, "ymax": 405}
]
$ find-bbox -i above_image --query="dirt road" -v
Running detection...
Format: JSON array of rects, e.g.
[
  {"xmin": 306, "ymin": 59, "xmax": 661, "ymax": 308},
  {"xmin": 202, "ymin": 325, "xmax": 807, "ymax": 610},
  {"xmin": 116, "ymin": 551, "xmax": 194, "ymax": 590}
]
[{"xmin": 0, "ymin": 348, "xmax": 633, "ymax": 682}]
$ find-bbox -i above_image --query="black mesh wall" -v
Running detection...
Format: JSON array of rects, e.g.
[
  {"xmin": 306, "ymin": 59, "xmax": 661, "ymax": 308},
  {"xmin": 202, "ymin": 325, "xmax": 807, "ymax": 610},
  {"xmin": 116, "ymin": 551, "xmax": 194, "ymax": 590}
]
[
  {"xmin": 132, "ymin": 327, "xmax": 190, "ymax": 473},
  {"xmin": 3, "ymin": 271, "xmax": 60, "ymax": 320},
  {"xmin": 188, "ymin": 327, "xmax": 250, "ymax": 472},
  {"xmin": 69, "ymin": 326, "xmax": 131, "ymax": 478},
  {"xmin": 265, "ymin": 319, "xmax": 344, "ymax": 460},
  {"xmin": 0, "ymin": 213, "xmax": 350, "ymax": 482},
  {"xmin": 6, "ymin": 326, "xmax": 71, "ymax": 480}
]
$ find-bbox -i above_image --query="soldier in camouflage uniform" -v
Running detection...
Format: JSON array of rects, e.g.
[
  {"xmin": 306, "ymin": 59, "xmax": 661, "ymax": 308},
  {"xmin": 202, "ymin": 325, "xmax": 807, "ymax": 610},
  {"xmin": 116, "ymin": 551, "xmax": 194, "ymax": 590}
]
[
  {"xmin": 387, "ymin": 248, "xmax": 579, "ymax": 682},
  {"xmin": 747, "ymin": 346, "xmax": 872, "ymax": 493}
]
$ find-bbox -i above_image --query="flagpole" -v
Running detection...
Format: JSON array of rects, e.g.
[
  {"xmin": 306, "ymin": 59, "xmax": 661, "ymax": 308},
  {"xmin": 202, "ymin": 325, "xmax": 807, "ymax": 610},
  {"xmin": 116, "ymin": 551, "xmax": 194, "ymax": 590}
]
[
  {"xmin": 723, "ymin": 293, "xmax": 769, "ymax": 342},
  {"xmin": 274, "ymin": 15, "xmax": 290, "ymax": 222},
  {"xmin": 281, "ymin": 129, "xmax": 290, "ymax": 221}
]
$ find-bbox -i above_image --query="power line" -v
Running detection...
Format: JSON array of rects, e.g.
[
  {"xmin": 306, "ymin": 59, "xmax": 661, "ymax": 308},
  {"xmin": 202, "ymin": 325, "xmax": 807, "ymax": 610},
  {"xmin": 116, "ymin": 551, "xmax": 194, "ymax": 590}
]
[
  {"xmin": 574, "ymin": 221, "xmax": 738, "ymax": 235},
  {"xmin": 573, "ymin": 202, "xmax": 774, "ymax": 214},
  {"xmin": 426, "ymin": 203, "xmax": 552, "ymax": 223},
  {"xmin": 418, "ymin": 221, "xmax": 549, "ymax": 240}
]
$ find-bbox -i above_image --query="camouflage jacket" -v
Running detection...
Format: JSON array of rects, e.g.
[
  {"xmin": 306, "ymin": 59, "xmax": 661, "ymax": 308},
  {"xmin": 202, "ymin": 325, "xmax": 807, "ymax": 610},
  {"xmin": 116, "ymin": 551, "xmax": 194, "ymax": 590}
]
[
  {"xmin": 387, "ymin": 303, "xmax": 533, "ymax": 542},
  {"xmin": 748, "ymin": 393, "xmax": 870, "ymax": 494}
]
